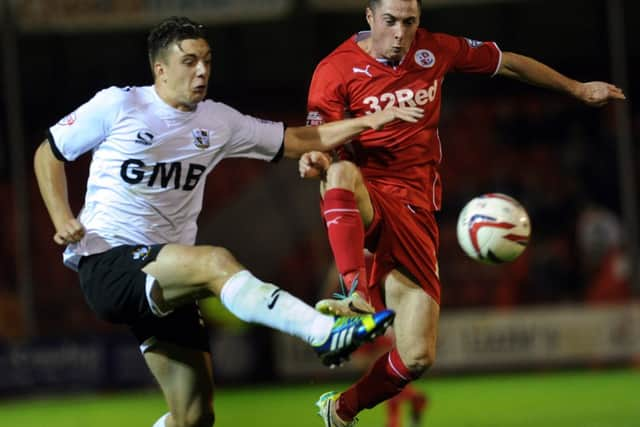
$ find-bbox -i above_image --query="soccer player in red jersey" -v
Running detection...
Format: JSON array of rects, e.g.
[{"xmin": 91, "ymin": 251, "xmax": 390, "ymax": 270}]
[{"xmin": 302, "ymin": 1, "xmax": 626, "ymax": 426}]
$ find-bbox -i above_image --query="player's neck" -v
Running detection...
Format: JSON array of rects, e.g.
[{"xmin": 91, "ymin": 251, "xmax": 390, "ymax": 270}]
[
  {"xmin": 153, "ymin": 84, "xmax": 196, "ymax": 112},
  {"xmin": 357, "ymin": 38, "xmax": 377, "ymax": 58},
  {"xmin": 357, "ymin": 38, "xmax": 402, "ymax": 67}
]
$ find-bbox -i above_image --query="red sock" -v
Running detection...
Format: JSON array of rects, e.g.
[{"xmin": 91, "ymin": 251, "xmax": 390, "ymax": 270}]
[
  {"xmin": 386, "ymin": 393, "xmax": 403, "ymax": 427},
  {"xmin": 407, "ymin": 385, "xmax": 427, "ymax": 414},
  {"xmin": 394, "ymin": 385, "xmax": 414, "ymax": 403},
  {"xmin": 323, "ymin": 188, "xmax": 367, "ymax": 291},
  {"xmin": 336, "ymin": 348, "xmax": 414, "ymax": 421},
  {"xmin": 387, "ymin": 385, "xmax": 426, "ymax": 427}
]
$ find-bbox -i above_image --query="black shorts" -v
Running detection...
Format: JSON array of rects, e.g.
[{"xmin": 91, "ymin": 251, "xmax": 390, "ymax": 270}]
[{"xmin": 78, "ymin": 244, "xmax": 210, "ymax": 353}]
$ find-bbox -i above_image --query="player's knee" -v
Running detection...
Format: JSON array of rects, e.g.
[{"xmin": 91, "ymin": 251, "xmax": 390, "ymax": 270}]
[
  {"xmin": 205, "ymin": 246, "xmax": 239, "ymax": 274},
  {"xmin": 405, "ymin": 360, "xmax": 431, "ymax": 379},
  {"xmin": 326, "ymin": 160, "xmax": 361, "ymax": 190},
  {"xmin": 195, "ymin": 245, "xmax": 244, "ymax": 295},
  {"xmin": 403, "ymin": 349, "xmax": 436, "ymax": 379}
]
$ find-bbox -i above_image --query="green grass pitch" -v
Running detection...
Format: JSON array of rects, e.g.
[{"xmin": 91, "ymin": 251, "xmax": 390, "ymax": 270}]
[{"xmin": 1, "ymin": 369, "xmax": 638, "ymax": 426}]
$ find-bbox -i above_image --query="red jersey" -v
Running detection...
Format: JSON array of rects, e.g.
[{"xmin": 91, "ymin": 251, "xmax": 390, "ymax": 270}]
[{"xmin": 307, "ymin": 29, "xmax": 501, "ymax": 211}]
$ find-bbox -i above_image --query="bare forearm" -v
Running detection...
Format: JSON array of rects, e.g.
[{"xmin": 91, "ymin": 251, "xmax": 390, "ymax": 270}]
[
  {"xmin": 283, "ymin": 106, "xmax": 423, "ymax": 158},
  {"xmin": 283, "ymin": 116, "xmax": 371, "ymax": 158},
  {"xmin": 497, "ymin": 52, "xmax": 625, "ymax": 107},
  {"xmin": 498, "ymin": 52, "xmax": 580, "ymax": 97},
  {"xmin": 34, "ymin": 141, "xmax": 75, "ymax": 229}
]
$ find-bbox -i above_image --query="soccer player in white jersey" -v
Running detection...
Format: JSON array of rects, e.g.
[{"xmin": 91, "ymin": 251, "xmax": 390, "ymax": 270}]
[{"xmin": 33, "ymin": 16, "xmax": 424, "ymax": 427}]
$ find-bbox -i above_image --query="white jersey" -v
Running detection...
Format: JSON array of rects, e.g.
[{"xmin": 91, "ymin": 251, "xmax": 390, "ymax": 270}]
[{"xmin": 49, "ymin": 85, "xmax": 284, "ymax": 271}]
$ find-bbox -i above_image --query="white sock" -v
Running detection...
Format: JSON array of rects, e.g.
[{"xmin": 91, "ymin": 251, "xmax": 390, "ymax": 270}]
[
  {"xmin": 152, "ymin": 413, "xmax": 169, "ymax": 427},
  {"xmin": 220, "ymin": 270, "xmax": 334, "ymax": 345}
]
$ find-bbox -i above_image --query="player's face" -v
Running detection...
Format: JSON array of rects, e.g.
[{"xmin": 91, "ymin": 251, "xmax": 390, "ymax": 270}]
[
  {"xmin": 155, "ymin": 38, "xmax": 212, "ymax": 111},
  {"xmin": 366, "ymin": 0, "xmax": 420, "ymax": 61}
]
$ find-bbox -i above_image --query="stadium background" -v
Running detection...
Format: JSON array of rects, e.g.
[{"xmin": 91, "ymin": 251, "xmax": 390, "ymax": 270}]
[{"xmin": 0, "ymin": 0, "xmax": 638, "ymax": 425}]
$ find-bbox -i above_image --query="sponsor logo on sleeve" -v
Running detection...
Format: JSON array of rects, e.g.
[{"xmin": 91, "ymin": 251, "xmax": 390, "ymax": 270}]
[
  {"xmin": 414, "ymin": 49, "xmax": 436, "ymax": 68},
  {"xmin": 465, "ymin": 38, "xmax": 484, "ymax": 48},
  {"xmin": 192, "ymin": 128, "xmax": 211, "ymax": 149},
  {"xmin": 57, "ymin": 112, "xmax": 77, "ymax": 126},
  {"xmin": 135, "ymin": 129, "xmax": 155, "ymax": 146},
  {"xmin": 306, "ymin": 111, "xmax": 324, "ymax": 126}
]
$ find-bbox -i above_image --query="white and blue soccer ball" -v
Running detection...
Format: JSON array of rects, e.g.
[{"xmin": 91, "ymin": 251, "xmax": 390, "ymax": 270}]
[{"xmin": 456, "ymin": 193, "xmax": 531, "ymax": 264}]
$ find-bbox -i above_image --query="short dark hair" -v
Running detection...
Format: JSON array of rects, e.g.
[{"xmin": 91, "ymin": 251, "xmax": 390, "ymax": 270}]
[
  {"xmin": 147, "ymin": 16, "xmax": 206, "ymax": 70},
  {"xmin": 368, "ymin": 0, "xmax": 422, "ymax": 11}
]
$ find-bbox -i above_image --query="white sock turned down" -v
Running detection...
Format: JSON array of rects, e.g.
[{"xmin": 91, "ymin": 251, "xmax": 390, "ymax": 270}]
[
  {"xmin": 220, "ymin": 270, "xmax": 334, "ymax": 345},
  {"xmin": 152, "ymin": 413, "xmax": 169, "ymax": 427}
]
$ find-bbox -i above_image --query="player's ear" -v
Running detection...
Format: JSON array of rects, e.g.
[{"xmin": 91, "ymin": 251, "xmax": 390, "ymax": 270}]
[
  {"xmin": 154, "ymin": 61, "xmax": 167, "ymax": 83},
  {"xmin": 365, "ymin": 7, "xmax": 374, "ymax": 27}
]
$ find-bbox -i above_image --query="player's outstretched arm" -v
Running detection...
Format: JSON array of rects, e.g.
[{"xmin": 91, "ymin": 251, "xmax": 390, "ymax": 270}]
[
  {"xmin": 283, "ymin": 106, "xmax": 423, "ymax": 158},
  {"xmin": 34, "ymin": 140, "xmax": 85, "ymax": 245},
  {"xmin": 497, "ymin": 52, "xmax": 626, "ymax": 107}
]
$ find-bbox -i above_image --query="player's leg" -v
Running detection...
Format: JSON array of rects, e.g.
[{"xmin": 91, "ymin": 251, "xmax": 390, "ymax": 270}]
[
  {"xmin": 318, "ymin": 269, "xmax": 438, "ymax": 426},
  {"xmin": 321, "ymin": 161, "xmax": 374, "ymax": 292},
  {"xmin": 386, "ymin": 395, "xmax": 402, "ymax": 427},
  {"xmin": 384, "ymin": 384, "xmax": 428, "ymax": 427},
  {"xmin": 142, "ymin": 244, "xmax": 332, "ymax": 343},
  {"xmin": 142, "ymin": 244, "xmax": 394, "ymax": 366},
  {"xmin": 385, "ymin": 268, "xmax": 439, "ymax": 379},
  {"xmin": 408, "ymin": 385, "xmax": 428, "ymax": 427},
  {"xmin": 145, "ymin": 343, "xmax": 214, "ymax": 427},
  {"xmin": 386, "ymin": 386, "xmax": 420, "ymax": 427},
  {"xmin": 78, "ymin": 247, "xmax": 215, "ymax": 427}
]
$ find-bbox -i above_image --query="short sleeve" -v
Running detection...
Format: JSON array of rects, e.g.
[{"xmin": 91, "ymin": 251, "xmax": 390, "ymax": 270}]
[
  {"xmin": 306, "ymin": 61, "xmax": 347, "ymax": 125},
  {"xmin": 48, "ymin": 86, "xmax": 123, "ymax": 161},
  {"xmin": 219, "ymin": 104, "xmax": 285, "ymax": 161},
  {"xmin": 438, "ymin": 33, "xmax": 502, "ymax": 76}
]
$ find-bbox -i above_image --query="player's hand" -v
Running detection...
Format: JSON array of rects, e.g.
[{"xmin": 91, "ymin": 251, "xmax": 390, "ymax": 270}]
[
  {"xmin": 574, "ymin": 81, "xmax": 626, "ymax": 107},
  {"xmin": 299, "ymin": 151, "xmax": 332, "ymax": 179},
  {"xmin": 365, "ymin": 106, "xmax": 424, "ymax": 130},
  {"xmin": 53, "ymin": 219, "xmax": 85, "ymax": 245}
]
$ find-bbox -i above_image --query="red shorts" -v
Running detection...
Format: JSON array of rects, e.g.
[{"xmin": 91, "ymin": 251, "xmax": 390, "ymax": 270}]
[{"xmin": 364, "ymin": 184, "xmax": 441, "ymax": 309}]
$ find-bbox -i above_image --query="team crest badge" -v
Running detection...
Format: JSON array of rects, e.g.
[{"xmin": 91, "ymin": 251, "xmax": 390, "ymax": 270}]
[
  {"xmin": 132, "ymin": 245, "xmax": 151, "ymax": 261},
  {"xmin": 306, "ymin": 111, "xmax": 324, "ymax": 126},
  {"xmin": 192, "ymin": 128, "xmax": 210, "ymax": 149},
  {"xmin": 414, "ymin": 49, "xmax": 435, "ymax": 68}
]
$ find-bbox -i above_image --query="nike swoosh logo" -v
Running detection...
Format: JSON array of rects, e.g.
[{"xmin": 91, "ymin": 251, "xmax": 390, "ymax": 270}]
[{"xmin": 267, "ymin": 288, "xmax": 283, "ymax": 310}]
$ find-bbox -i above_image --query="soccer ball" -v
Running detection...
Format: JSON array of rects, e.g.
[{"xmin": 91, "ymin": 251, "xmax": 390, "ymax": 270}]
[{"xmin": 456, "ymin": 193, "xmax": 531, "ymax": 264}]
